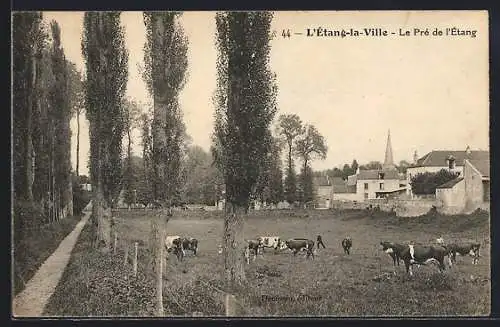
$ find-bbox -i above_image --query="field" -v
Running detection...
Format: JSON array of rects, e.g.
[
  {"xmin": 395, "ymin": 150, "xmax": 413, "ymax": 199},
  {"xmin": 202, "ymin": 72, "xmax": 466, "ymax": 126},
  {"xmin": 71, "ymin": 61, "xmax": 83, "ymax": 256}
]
[{"xmin": 45, "ymin": 208, "xmax": 490, "ymax": 317}]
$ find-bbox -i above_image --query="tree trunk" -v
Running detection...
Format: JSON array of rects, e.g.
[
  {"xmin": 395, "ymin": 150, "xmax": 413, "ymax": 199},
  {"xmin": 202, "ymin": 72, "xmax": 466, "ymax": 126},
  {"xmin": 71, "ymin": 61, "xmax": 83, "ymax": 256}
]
[
  {"xmin": 223, "ymin": 202, "xmax": 246, "ymax": 288},
  {"xmin": 76, "ymin": 109, "xmax": 80, "ymax": 178},
  {"xmin": 24, "ymin": 43, "xmax": 37, "ymax": 203}
]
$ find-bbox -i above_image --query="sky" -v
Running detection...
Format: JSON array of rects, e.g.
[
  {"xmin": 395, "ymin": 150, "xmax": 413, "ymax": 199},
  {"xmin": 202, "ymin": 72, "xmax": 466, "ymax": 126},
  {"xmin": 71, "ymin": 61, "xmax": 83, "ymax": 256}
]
[{"xmin": 41, "ymin": 11, "xmax": 489, "ymax": 177}]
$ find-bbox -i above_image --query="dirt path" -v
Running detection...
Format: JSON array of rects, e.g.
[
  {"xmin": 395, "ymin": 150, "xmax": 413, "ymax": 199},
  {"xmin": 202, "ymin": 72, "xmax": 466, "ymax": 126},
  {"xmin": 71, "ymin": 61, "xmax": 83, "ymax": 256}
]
[{"xmin": 12, "ymin": 210, "xmax": 91, "ymax": 317}]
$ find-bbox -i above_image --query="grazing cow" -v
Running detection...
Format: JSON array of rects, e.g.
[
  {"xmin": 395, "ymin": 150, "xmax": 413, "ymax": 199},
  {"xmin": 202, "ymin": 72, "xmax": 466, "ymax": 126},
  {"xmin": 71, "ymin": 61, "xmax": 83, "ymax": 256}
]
[
  {"xmin": 341, "ymin": 237, "xmax": 352, "ymax": 255},
  {"xmin": 285, "ymin": 238, "xmax": 315, "ymax": 259},
  {"xmin": 258, "ymin": 236, "xmax": 284, "ymax": 253},
  {"xmin": 165, "ymin": 235, "xmax": 184, "ymax": 260},
  {"xmin": 380, "ymin": 241, "xmax": 408, "ymax": 268},
  {"xmin": 399, "ymin": 244, "xmax": 448, "ymax": 276},
  {"xmin": 445, "ymin": 243, "xmax": 481, "ymax": 265},
  {"xmin": 181, "ymin": 237, "xmax": 198, "ymax": 256},
  {"xmin": 243, "ymin": 239, "xmax": 264, "ymax": 264}
]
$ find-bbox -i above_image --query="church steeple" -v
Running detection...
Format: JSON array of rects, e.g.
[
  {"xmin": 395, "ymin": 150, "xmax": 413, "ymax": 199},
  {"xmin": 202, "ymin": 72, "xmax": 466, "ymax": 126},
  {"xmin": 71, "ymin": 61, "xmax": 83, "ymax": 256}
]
[{"xmin": 383, "ymin": 129, "xmax": 396, "ymax": 170}]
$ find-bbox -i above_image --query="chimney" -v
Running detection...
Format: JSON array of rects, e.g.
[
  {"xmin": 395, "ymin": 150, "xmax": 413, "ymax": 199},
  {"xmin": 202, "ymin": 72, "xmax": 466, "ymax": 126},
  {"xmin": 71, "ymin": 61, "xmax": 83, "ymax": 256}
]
[{"xmin": 413, "ymin": 150, "xmax": 418, "ymax": 165}]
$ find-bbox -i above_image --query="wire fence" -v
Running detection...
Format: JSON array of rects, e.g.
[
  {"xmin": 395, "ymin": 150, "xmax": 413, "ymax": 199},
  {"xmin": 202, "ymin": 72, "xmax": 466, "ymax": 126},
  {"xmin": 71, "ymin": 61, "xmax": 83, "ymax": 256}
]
[{"xmin": 100, "ymin": 217, "xmax": 244, "ymax": 317}]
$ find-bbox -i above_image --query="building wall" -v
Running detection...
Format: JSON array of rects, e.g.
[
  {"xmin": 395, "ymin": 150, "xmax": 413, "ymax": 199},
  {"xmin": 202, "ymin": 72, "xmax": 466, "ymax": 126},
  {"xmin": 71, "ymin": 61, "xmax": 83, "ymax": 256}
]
[
  {"xmin": 315, "ymin": 185, "xmax": 333, "ymax": 208},
  {"xmin": 332, "ymin": 192, "xmax": 360, "ymax": 202},
  {"xmin": 464, "ymin": 160, "xmax": 485, "ymax": 212},
  {"xmin": 406, "ymin": 166, "xmax": 463, "ymax": 196},
  {"xmin": 356, "ymin": 179, "xmax": 400, "ymax": 200},
  {"xmin": 435, "ymin": 179, "xmax": 465, "ymax": 215}
]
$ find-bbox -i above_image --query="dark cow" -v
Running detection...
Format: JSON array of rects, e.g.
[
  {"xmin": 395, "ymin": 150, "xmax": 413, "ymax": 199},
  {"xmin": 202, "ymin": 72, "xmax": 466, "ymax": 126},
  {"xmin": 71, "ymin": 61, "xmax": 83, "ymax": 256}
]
[
  {"xmin": 341, "ymin": 237, "xmax": 352, "ymax": 255},
  {"xmin": 181, "ymin": 237, "xmax": 198, "ymax": 256},
  {"xmin": 380, "ymin": 241, "xmax": 407, "ymax": 268},
  {"xmin": 171, "ymin": 237, "xmax": 185, "ymax": 261},
  {"xmin": 445, "ymin": 243, "xmax": 481, "ymax": 265},
  {"xmin": 400, "ymin": 244, "xmax": 448, "ymax": 276},
  {"xmin": 285, "ymin": 238, "xmax": 315, "ymax": 259}
]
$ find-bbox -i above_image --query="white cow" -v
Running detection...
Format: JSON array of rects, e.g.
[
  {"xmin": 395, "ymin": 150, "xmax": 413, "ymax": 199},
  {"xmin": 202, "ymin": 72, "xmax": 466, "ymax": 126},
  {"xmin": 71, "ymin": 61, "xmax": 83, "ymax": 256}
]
[{"xmin": 258, "ymin": 236, "xmax": 286, "ymax": 253}]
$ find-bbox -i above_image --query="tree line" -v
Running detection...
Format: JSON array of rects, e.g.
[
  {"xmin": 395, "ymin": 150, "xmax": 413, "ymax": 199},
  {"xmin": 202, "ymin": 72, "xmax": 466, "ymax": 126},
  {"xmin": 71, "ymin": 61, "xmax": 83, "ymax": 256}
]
[
  {"xmin": 13, "ymin": 11, "xmax": 328, "ymax": 292},
  {"xmin": 13, "ymin": 13, "xmax": 85, "ymax": 232}
]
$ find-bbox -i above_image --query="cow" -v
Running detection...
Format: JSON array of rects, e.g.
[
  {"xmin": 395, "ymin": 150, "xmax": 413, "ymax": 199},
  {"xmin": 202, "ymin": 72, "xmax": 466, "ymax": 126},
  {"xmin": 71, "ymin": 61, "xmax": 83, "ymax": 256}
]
[
  {"xmin": 445, "ymin": 243, "xmax": 481, "ymax": 265},
  {"xmin": 180, "ymin": 237, "xmax": 198, "ymax": 256},
  {"xmin": 398, "ymin": 244, "xmax": 449, "ymax": 276},
  {"xmin": 165, "ymin": 235, "xmax": 184, "ymax": 260},
  {"xmin": 258, "ymin": 236, "xmax": 285, "ymax": 253},
  {"xmin": 243, "ymin": 239, "xmax": 264, "ymax": 264},
  {"xmin": 341, "ymin": 237, "xmax": 352, "ymax": 255},
  {"xmin": 284, "ymin": 238, "xmax": 315, "ymax": 259},
  {"xmin": 380, "ymin": 241, "xmax": 409, "ymax": 268}
]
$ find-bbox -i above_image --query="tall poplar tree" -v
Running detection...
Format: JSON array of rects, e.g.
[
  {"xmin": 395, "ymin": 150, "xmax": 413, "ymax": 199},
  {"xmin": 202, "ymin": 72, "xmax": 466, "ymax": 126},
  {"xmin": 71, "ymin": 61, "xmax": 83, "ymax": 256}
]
[
  {"xmin": 213, "ymin": 12, "xmax": 277, "ymax": 286},
  {"xmin": 82, "ymin": 12, "xmax": 128, "ymax": 248}
]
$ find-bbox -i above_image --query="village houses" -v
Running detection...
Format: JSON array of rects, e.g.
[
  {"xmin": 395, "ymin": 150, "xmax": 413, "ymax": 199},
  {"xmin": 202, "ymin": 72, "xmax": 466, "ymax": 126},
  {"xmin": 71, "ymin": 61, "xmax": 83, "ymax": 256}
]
[{"xmin": 318, "ymin": 130, "xmax": 490, "ymax": 215}]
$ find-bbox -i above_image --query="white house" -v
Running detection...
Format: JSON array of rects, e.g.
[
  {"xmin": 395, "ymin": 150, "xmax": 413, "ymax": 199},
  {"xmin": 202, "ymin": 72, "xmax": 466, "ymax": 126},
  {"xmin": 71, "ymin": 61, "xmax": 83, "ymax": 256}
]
[
  {"xmin": 406, "ymin": 146, "xmax": 489, "ymax": 198},
  {"xmin": 331, "ymin": 129, "xmax": 405, "ymax": 202},
  {"xmin": 436, "ymin": 158, "xmax": 490, "ymax": 214}
]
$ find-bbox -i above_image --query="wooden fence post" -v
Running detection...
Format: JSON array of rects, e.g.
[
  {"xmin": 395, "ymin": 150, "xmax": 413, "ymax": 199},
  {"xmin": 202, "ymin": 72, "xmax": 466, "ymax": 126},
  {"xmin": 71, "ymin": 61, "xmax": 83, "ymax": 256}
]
[
  {"xmin": 133, "ymin": 242, "xmax": 138, "ymax": 277},
  {"xmin": 113, "ymin": 233, "xmax": 118, "ymax": 255},
  {"xmin": 225, "ymin": 293, "xmax": 237, "ymax": 316},
  {"xmin": 124, "ymin": 245, "xmax": 129, "ymax": 266}
]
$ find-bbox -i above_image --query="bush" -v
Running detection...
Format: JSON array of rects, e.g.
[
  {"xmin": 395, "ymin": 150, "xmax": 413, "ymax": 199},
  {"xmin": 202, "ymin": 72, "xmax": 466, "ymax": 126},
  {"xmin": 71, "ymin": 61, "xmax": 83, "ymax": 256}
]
[{"xmin": 13, "ymin": 200, "xmax": 47, "ymax": 236}]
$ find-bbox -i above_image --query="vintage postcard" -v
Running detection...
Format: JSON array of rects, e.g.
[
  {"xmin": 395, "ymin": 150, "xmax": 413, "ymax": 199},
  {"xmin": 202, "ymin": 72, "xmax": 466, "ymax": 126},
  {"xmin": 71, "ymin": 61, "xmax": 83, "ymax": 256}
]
[{"xmin": 11, "ymin": 10, "xmax": 490, "ymax": 318}]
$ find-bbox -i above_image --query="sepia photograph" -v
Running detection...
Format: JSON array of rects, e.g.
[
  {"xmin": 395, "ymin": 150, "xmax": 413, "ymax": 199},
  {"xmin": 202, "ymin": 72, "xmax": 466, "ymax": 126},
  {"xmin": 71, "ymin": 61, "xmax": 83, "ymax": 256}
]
[{"xmin": 11, "ymin": 10, "xmax": 490, "ymax": 317}]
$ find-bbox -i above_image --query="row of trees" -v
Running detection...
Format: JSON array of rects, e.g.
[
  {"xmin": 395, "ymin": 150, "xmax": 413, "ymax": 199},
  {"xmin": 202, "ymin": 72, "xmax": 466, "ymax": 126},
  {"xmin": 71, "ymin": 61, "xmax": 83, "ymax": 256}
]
[{"xmin": 13, "ymin": 13, "xmax": 84, "ymax": 229}]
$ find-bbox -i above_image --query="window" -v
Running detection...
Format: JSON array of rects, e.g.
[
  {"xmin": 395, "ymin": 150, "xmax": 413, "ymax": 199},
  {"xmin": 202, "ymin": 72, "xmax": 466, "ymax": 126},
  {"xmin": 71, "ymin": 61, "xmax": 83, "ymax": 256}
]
[
  {"xmin": 378, "ymin": 172, "xmax": 385, "ymax": 180},
  {"xmin": 364, "ymin": 193, "xmax": 369, "ymax": 199},
  {"xmin": 379, "ymin": 183, "xmax": 384, "ymax": 190},
  {"xmin": 364, "ymin": 183, "xmax": 368, "ymax": 190}
]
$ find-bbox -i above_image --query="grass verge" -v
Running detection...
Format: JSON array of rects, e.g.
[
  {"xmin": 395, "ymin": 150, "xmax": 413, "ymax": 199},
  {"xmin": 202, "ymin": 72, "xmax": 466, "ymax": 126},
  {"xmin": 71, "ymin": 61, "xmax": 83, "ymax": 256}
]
[{"xmin": 13, "ymin": 214, "xmax": 84, "ymax": 296}]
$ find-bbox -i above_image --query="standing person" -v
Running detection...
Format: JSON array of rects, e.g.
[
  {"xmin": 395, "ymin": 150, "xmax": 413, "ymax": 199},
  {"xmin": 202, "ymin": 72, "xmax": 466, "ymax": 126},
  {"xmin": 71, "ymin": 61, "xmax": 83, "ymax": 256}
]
[{"xmin": 317, "ymin": 235, "xmax": 326, "ymax": 249}]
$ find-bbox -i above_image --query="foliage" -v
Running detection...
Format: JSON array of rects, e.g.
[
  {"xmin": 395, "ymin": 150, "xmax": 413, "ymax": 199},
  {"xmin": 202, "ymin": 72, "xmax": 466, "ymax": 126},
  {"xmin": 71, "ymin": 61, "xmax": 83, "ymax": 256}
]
[
  {"xmin": 359, "ymin": 161, "xmax": 383, "ymax": 170},
  {"xmin": 410, "ymin": 169, "xmax": 460, "ymax": 195},
  {"xmin": 12, "ymin": 11, "xmax": 45, "ymax": 202},
  {"xmin": 72, "ymin": 181, "xmax": 91, "ymax": 216},
  {"xmin": 142, "ymin": 12, "xmax": 188, "ymax": 204},
  {"xmin": 278, "ymin": 114, "xmax": 303, "ymax": 204},
  {"xmin": 297, "ymin": 166, "xmax": 315, "ymax": 205},
  {"xmin": 397, "ymin": 160, "xmax": 411, "ymax": 174},
  {"xmin": 122, "ymin": 97, "xmax": 143, "ymax": 205},
  {"xmin": 13, "ymin": 201, "xmax": 81, "ymax": 296},
  {"xmin": 182, "ymin": 145, "xmax": 220, "ymax": 205},
  {"xmin": 295, "ymin": 124, "xmax": 327, "ymax": 204},
  {"xmin": 254, "ymin": 136, "xmax": 284, "ymax": 205},
  {"xmin": 49, "ymin": 20, "xmax": 73, "ymax": 214},
  {"xmin": 82, "ymin": 12, "xmax": 129, "ymax": 204},
  {"xmin": 213, "ymin": 11, "xmax": 278, "ymax": 208}
]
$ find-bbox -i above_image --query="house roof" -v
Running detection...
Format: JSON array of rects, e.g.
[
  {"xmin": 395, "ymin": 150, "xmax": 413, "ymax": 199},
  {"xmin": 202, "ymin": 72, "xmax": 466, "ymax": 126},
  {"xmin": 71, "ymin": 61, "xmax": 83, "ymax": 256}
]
[
  {"xmin": 357, "ymin": 169, "xmax": 400, "ymax": 180},
  {"xmin": 416, "ymin": 150, "xmax": 489, "ymax": 167},
  {"xmin": 468, "ymin": 159, "xmax": 490, "ymax": 178},
  {"xmin": 436, "ymin": 177, "xmax": 464, "ymax": 189}
]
